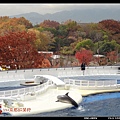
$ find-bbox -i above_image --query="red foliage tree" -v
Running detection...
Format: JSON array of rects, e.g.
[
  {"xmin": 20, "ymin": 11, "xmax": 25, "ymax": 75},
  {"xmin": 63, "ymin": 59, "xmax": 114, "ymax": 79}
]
[
  {"xmin": 106, "ymin": 51, "xmax": 118, "ymax": 64},
  {"xmin": 99, "ymin": 19, "xmax": 120, "ymax": 34},
  {"xmin": 75, "ymin": 49, "xmax": 93, "ymax": 65},
  {"xmin": 39, "ymin": 20, "xmax": 60, "ymax": 29},
  {"xmin": 34, "ymin": 52, "xmax": 52, "ymax": 68},
  {"xmin": 0, "ymin": 31, "xmax": 51, "ymax": 69}
]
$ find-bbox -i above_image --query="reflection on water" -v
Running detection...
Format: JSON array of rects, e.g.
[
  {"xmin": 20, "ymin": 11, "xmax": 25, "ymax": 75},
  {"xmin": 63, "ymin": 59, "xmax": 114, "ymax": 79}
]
[{"xmin": 0, "ymin": 86, "xmax": 28, "ymax": 91}]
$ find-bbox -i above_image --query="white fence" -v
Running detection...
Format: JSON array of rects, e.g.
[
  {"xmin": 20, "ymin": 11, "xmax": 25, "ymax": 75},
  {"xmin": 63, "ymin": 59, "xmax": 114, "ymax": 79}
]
[
  {"xmin": 64, "ymin": 79, "xmax": 120, "ymax": 90},
  {"xmin": 0, "ymin": 80, "xmax": 54, "ymax": 102}
]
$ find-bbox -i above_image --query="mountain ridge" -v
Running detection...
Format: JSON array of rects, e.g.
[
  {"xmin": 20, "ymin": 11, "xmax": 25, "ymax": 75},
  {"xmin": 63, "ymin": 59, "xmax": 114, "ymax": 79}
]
[{"xmin": 9, "ymin": 8, "xmax": 120, "ymax": 25}]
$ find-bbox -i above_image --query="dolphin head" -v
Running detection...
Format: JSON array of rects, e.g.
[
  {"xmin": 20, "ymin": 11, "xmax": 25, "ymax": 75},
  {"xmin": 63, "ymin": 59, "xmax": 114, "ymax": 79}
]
[{"xmin": 56, "ymin": 92, "xmax": 78, "ymax": 108}]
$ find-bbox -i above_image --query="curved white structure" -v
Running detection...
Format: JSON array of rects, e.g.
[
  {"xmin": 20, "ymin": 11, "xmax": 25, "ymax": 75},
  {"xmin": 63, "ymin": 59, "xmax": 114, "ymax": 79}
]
[{"xmin": 34, "ymin": 75, "xmax": 65, "ymax": 86}]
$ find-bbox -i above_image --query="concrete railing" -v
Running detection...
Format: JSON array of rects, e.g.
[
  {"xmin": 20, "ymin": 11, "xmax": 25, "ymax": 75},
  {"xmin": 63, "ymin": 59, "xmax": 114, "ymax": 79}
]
[
  {"xmin": 64, "ymin": 79, "xmax": 120, "ymax": 90},
  {"xmin": 0, "ymin": 74, "xmax": 25, "ymax": 82},
  {"xmin": 0, "ymin": 66, "xmax": 119, "ymax": 81}
]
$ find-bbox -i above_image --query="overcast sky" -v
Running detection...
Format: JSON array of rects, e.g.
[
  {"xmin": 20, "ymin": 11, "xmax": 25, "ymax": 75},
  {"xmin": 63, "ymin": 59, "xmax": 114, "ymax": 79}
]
[{"xmin": 0, "ymin": 3, "xmax": 120, "ymax": 16}]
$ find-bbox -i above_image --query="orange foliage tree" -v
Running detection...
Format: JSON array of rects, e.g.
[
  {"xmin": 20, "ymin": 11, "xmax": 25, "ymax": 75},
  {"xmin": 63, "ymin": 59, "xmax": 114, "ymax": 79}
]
[
  {"xmin": 35, "ymin": 52, "xmax": 52, "ymax": 68},
  {"xmin": 0, "ymin": 31, "xmax": 51, "ymax": 69},
  {"xmin": 75, "ymin": 49, "xmax": 93, "ymax": 65},
  {"xmin": 99, "ymin": 19, "xmax": 120, "ymax": 34},
  {"xmin": 0, "ymin": 16, "xmax": 33, "ymax": 35},
  {"xmin": 106, "ymin": 51, "xmax": 118, "ymax": 64},
  {"xmin": 99, "ymin": 19, "xmax": 120, "ymax": 42},
  {"xmin": 39, "ymin": 20, "xmax": 60, "ymax": 29}
]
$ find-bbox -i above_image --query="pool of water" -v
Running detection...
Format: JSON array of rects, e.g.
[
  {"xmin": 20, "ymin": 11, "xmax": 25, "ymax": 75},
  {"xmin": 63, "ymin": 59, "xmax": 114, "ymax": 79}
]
[{"xmin": 0, "ymin": 86, "xmax": 28, "ymax": 91}]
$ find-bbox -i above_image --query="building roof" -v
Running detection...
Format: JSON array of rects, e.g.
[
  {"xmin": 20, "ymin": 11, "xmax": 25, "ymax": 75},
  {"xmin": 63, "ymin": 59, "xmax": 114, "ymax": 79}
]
[{"xmin": 93, "ymin": 54, "xmax": 105, "ymax": 58}]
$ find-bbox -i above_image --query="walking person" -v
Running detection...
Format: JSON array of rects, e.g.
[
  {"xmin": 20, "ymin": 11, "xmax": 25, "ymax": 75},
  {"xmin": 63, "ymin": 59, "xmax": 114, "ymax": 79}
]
[{"xmin": 81, "ymin": 62, "xmax": 85, "ymax": 75}]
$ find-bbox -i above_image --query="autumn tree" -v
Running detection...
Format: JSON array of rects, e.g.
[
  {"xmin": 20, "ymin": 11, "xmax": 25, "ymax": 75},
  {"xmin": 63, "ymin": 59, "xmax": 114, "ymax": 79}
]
[
  {"xmin": 78, "ymin": 23, "xmax": 104, "ymax": 42},
  {"xmin": 0, "ymin": 31, "xmax": 36, "ymax": 69},
  {"xmin": 99, "ymin": 19, "xmax": 120, "ymax": 43},
  {"xmin": 106, "ymin": 51, "xmax": 118, "ymax": 64},
  {"xmin": 16, "ymin": 17, "xmax": 33, "ymax": 29},
  {"xmin": 63, "ymin": 19, "xmax": 79, "ymax": 31},
  {"xmin": 75, "ymin": 49, "xmax": 93, "ymax": 65},
  {"xmin": 0, "ymin": 16, "xmax": 10, "ymax": 23},
  {"xmin": 39, "ymin": 20, "xmax": 60, "ymax": 29},
  {"xmin": 34, "ymin": 52, "xmax": 52, "ymax": 68},
  {"xmin": 0, "ymin": 31, "xmax": 51, "ymax": 69},
  {"xmin": 39, "ymin": 24, "xmax": 68, "ymax": 53},
  {"xmin": 0, "ymin": 16, "xmax": 33, "ymax": 35},
  {"xmin": 99, "ymin": 19, "xmax": 120, "ymax": 34},
  {"xmin": 28, "ymin": 28, "xmax": 55, "ymax": 51}
]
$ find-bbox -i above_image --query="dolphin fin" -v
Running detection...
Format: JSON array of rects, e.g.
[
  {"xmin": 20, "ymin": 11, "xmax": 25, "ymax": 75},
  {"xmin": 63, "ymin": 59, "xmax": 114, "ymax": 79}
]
[{"xmin": 65, "ymin": 92, "xmax": 69, "ymax": 96}]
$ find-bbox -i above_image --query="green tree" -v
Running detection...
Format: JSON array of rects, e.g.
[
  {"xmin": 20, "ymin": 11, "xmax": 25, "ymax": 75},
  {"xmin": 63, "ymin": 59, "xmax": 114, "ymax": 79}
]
[
  {"xmin": 75, "ymin": 39, "xmax": 94, "ymax": 51},
  {"xmin": 99, "ymin": 40, "xmax": 120, "ymax": 55}
]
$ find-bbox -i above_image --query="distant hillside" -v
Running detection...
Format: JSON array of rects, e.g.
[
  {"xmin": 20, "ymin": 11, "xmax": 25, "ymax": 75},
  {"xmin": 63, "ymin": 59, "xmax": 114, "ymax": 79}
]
[{"xmin": 9, "ymin": 8, "xmax": 120, "ymax": 25}]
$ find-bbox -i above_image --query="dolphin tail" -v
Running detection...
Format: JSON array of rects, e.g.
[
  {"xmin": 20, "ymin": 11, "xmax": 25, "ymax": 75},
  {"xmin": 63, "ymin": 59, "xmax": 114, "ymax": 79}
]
[
  {"xmin": 66, "ymin": 92, "xmax": 79, "ymax": 108},
  {"xmin": 72, "ymin": 102, "xmax": 78, "ymax": 108},
  {"xmin": 65, "ymin": 92, "xmax": 78, "ymax": 107}
]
